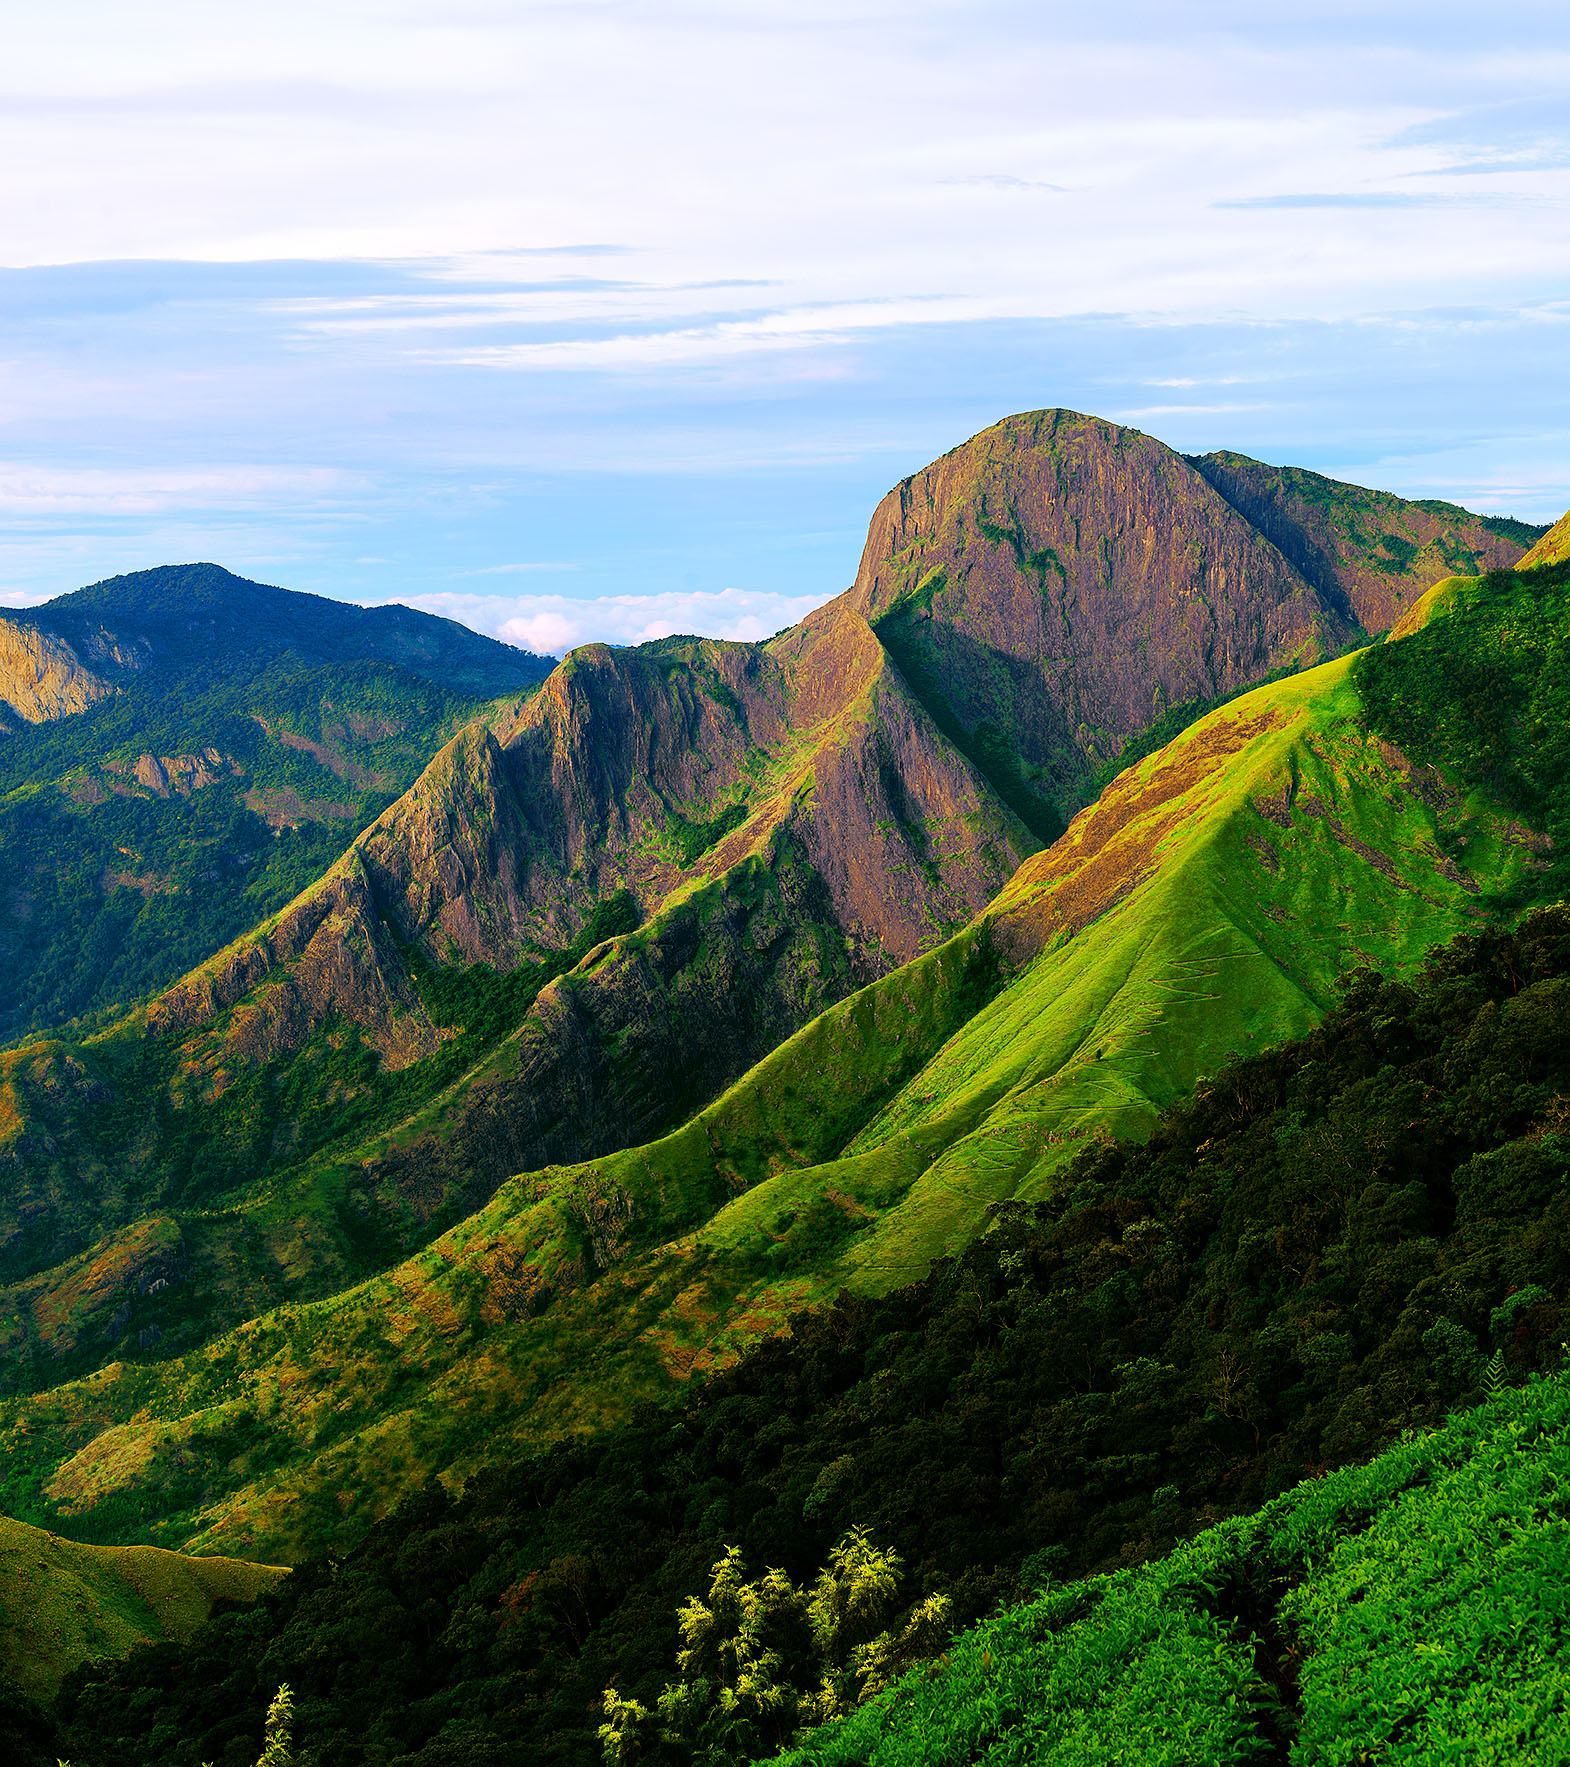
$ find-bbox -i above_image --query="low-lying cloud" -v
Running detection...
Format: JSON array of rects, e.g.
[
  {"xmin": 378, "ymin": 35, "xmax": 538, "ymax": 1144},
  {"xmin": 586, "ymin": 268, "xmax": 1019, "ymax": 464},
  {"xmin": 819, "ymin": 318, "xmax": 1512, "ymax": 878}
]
[{"xmin": 397, "ymin": 586, "xmax": 830, "ymax": 655}]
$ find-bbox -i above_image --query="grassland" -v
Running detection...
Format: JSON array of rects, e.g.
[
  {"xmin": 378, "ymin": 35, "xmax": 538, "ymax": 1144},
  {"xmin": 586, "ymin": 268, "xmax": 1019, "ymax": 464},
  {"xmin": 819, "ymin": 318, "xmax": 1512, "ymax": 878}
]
[
  {"xmin": 0, "ymin": 1513, "xmax": 282, "ymax": 1703},
  {"xmin": 0, "ymin": 588, "xmax": 1549, "ymax": 1565}
]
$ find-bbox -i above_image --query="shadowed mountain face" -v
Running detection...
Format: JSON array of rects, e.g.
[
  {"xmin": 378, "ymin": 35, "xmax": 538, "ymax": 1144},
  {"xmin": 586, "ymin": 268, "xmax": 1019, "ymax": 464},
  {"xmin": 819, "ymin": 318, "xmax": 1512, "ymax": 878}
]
[
  {"xmin": 2, "ymin": 562, "xmax": 552, "ymax": 713},
  {"xmin": 0, "ymin": 414, "xmax": 1539, "ymax": 1402},
  {"xmin": 1187, "ymin": 450, "xmax": 1537, "ymax": 635}
]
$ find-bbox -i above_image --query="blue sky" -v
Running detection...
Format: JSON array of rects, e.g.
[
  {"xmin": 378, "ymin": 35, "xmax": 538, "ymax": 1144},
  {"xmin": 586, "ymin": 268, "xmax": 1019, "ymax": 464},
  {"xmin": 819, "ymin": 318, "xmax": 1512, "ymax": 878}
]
[{"xmin": 3, "ymin": 1, "xmax": 1568, "ymax": 650}]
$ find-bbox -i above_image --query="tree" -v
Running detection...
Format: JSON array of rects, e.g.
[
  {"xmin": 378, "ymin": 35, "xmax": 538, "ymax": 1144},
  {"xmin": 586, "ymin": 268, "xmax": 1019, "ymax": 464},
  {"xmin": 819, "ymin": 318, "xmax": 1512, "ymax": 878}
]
[
  {"xmin": 256, "ymin": 1684, "xmax": 294, "ymax": 1767},
  {"xmin": 602, "ymin": 1531, "xmax": 951, "ymax": 1765}
]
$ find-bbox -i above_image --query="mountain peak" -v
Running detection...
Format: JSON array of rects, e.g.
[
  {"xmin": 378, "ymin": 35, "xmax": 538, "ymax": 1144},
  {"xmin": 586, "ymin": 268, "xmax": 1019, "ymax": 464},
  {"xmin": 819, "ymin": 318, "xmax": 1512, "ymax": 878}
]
[{"xmin": 10, "ymin": 561, "xmax": 554, "ymax": 697}]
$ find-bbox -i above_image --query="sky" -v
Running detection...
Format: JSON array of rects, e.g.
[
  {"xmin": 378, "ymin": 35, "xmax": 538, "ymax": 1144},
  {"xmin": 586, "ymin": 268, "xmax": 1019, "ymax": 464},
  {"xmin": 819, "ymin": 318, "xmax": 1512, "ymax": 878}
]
[{"xmin": 2, "ymin": 0, "xmax": 1568, "ymax": 653}]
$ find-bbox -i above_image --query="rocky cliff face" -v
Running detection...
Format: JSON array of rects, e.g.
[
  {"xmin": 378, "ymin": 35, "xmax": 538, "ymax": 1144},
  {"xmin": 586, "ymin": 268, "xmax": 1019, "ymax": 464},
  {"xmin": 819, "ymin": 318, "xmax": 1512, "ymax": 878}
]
[
  {"xmin": 0, "ymin": 619, "xmax": 122, "ymax": 726},
  {"xmin": 130, "ymin": 596, "xmax": 1032, "ymax": 1206},
  {"xmin": 848, "ymin": 413, "xmax": 1539, "ymax": 823},
  {"xmin": 2, "ymin": 413, "xmax": 1537, "ymax": 1391},
  {"xmin": 847, "ymin": 411, "xmax": 1357, "ymax": 821},
  {"xmin": 1188, "ymin": 451, "xmax": 1534, "ymax": 633}
]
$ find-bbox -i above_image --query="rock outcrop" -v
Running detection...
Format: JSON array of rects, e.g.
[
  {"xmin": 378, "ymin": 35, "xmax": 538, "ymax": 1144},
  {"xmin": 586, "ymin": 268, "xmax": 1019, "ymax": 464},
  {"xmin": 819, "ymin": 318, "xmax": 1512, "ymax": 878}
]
[
  {"xmin": 0, "ymin": 619, "xmax": 120, "ymax": 725},
  {"xmin": 847, "ymin": 411, "xmax": 1356, "ymax": 817},
  {"xmin": 1, "ymin": 412, "xmax": 1542, "ymax": 1385}
]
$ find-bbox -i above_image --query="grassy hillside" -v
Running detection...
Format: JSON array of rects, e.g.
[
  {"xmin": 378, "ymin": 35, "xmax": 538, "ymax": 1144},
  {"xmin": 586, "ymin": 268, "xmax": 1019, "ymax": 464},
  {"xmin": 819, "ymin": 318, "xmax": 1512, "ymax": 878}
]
[
  {"xmin": 1, "ymin": 430, "xmax": 1532, "ymax": 1410},
  {"xmin": 0, "ymin": 547, "xmax": 1555, "ymax": 1567},
  {"xmin": 782, "ymin": 1374, "xmax": 1570, "ymax": 1767},
  {"xmin": 37, "ymin": 899, "xmax": 1570, "ymax": 1765},
  {"xmin": 0, "ymin": 1513, "xmax": 282, "ymax": 1703},
  {"xmin": 0, "ymin": 655, "xmax": 500, "ymax": 1043}
]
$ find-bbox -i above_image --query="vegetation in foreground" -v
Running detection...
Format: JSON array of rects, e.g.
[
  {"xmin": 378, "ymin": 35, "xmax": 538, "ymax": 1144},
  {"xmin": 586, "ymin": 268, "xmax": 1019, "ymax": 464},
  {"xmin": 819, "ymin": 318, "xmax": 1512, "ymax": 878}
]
[
  {"xmin": 781, "ymin": 1369, "xmax": 1570, "ymax": 1767},
  {"xmin": 30, "ymin": 904, "xmax": 1570, "ymax": 1764}
]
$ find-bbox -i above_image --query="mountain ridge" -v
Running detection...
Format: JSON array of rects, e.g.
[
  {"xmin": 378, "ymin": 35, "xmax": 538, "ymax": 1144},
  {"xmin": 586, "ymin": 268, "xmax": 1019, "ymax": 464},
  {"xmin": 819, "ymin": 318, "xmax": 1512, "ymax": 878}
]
[{"xmin": 0, "ymin": 413, "xmax": 1553, "ymax": 1562}]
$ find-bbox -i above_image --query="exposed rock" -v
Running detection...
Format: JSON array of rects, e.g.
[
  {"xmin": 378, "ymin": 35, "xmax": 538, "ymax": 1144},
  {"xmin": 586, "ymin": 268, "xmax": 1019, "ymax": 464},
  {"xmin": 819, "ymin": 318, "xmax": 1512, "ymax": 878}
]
[
  {"xmin": 150, "ymin": 850, "xmax": 442, "ymax": 1075},
  {"xmin": 0, "ymin": 618, "xmax": 119, "ymax": 724},
  {"xmin": 1188, "ymin": 451, "xmax": 1533, "ymax": 633},
  {"xmin": 847, "ymin": 410, "xmax": 1356, "ymax": 815},
  {"xmin": 4, "ymin": 416, "xmax": 1545, "ymax": 1381},
  {"xmin": 102, "ymin": 747, "xmax": 240, "ymax": 797}
]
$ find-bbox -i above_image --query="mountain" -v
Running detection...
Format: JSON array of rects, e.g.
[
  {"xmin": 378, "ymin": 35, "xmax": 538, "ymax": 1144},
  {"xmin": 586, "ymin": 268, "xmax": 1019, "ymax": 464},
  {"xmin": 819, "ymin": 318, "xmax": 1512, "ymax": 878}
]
[
  {"xmin": 846, "ymin": 411, "xmax": 1538, "ymax": 823},
  {"xmin": 0, "ymin": 565, "xmax": 554, "ymax": 1041},
  {"xmin": 0, "ymin": 416, "xmax": 1532, "ymax": 1405},
  {"xmin": 1518, "ymin": 504, "xmax": 1570, "ymax": 568},
  {"xmin": 1186, "ymin": 449, "xmax": 1538, "ymax": 632},
  {"xmin": 33, "ymin": 894, "xmax": 1570, "ymax": 1765},
  {"xmin": 0, "ymin": 1513, "xmax": 281, "ymax": 1706},
  {"xmin": 1, "ymin": 562, "xmax": 550, "ymax": 717},
  {"xmin": 2, "ymin": 530, "xmax": 1562, "ymax": 1570}
]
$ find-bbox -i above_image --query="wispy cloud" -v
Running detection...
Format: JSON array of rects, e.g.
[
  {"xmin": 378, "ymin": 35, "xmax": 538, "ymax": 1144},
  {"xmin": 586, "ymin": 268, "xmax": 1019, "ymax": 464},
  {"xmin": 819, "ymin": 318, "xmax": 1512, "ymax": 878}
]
[
  {"xmin": 0, "ymin": 464, "xmax": 352, "ymax": 514},
  {"xmin": 398, "ymin": 586, "xmax": 827, "ymax": 654},
  {"xmin": 940, "ymin": 173, "xmax": 1067, "ymax": 191},
  {"xmin": 1212, "ymin": 191, "xmax": 1527, "ymax": 210}
]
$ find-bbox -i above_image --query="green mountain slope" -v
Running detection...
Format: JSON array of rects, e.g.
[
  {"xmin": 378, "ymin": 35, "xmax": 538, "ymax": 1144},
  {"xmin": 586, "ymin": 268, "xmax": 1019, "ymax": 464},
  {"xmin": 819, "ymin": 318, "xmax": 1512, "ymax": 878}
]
[
  {"xmin": 2, "ymin": 541, "xmax": 1560, "ymax": 1566},
  {"xmin": 35, "ymin": 897, "xmax": 1570, "ymax": 1765},
  {"xmin": 0, "ymin": 416, "xmax": 1530, "ymax": 1407},
  {"xmin": 0, "ymin": 604, "xmax": 1035, "ymax": 1393},
  {"xmin": 0, "ymin": 1514, "xmax": 282, "ymax": 1707},
  {"xmin": 783, "ymin": 1377, "xmax": 1570, "ymax": 1767},
  {"xmin": 0, "ymin": 564, "xmax": 553, "ymax": 1043}
]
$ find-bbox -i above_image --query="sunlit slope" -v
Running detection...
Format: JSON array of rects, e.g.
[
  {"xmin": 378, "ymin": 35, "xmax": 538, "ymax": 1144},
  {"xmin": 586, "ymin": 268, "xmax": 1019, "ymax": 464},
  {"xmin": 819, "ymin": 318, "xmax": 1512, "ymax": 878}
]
[
  {"xmin": 0, "ymin": 1513, "xmax": 282, "ymax": 1701},
  {"xmin": 685, "ymin": 649, "xmax": 1535, "ymax": 1289},
  {"xmin": 778, "ymin": 1377, "xmax": 1570, "ymax": 1767},
  {"xmin": 2, "ymin": 629, "xmax": 1545, "ymax": 1565}
]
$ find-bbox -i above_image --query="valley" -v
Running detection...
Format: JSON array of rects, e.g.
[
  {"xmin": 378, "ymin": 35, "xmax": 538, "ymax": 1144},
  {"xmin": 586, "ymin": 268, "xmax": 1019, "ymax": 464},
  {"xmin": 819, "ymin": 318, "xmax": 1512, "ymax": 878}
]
[{"xmin": 1, "ymin": 411, "xmax": 1566, "ymax": 1766}]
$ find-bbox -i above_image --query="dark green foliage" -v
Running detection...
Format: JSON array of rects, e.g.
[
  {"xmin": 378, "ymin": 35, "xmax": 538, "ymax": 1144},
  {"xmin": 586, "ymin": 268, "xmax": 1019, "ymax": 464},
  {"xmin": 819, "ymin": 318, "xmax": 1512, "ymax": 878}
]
[
  {"xmin": 1356, "ymin": 556, "xmax": 1570, "ymax": 904},
  {"xmin": 1434, "ymin": 507, "xmax": 1550, "ymax": 549},
  {"xmin": 0, "ymin": 1673, "xmax": 60, "ymax": 1767},
  {"xmin": 0, "ymin": 562, "xmax": 553, "ymax": 1043},
  {"xmin": 1378, "ymin": 531, "xmax": 1419, "ymax": 572},
  {"xmin": 784, "ymin": 1376, "xmax": 1570, "ymax": 1765},
  {"xmin": 113, "ymin": 890, "xmax": 643, "ymax": 1199},
  {"xmin": 52, "ymin": 907, "xmax": 1570, "ymax": 1765},
  {"xmin": 0, "ymin": 893, "xmax": 643, "ymax": 1396},
  {"xmin": 668, "ymin": 802, "xmax": 748, "ymax": 869}
]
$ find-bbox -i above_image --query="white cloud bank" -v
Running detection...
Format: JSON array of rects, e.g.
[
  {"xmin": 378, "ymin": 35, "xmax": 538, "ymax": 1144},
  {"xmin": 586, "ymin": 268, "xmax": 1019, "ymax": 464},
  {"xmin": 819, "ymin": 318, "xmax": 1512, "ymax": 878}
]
[{"xmin": 399, "ymin": 586, "xmax": 829, "ymax": 655}]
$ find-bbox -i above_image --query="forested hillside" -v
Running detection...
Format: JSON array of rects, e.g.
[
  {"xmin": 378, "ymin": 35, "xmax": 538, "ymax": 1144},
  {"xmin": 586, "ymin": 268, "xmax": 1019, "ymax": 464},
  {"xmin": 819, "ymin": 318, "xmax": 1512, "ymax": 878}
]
[
  {"xmin": 0, "ymin": 564, "xmax": 552, "ymax": 1041},
  {"xmin": 28, "ymin": 901, "xmax": 1570, "ymax": 1765}
]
